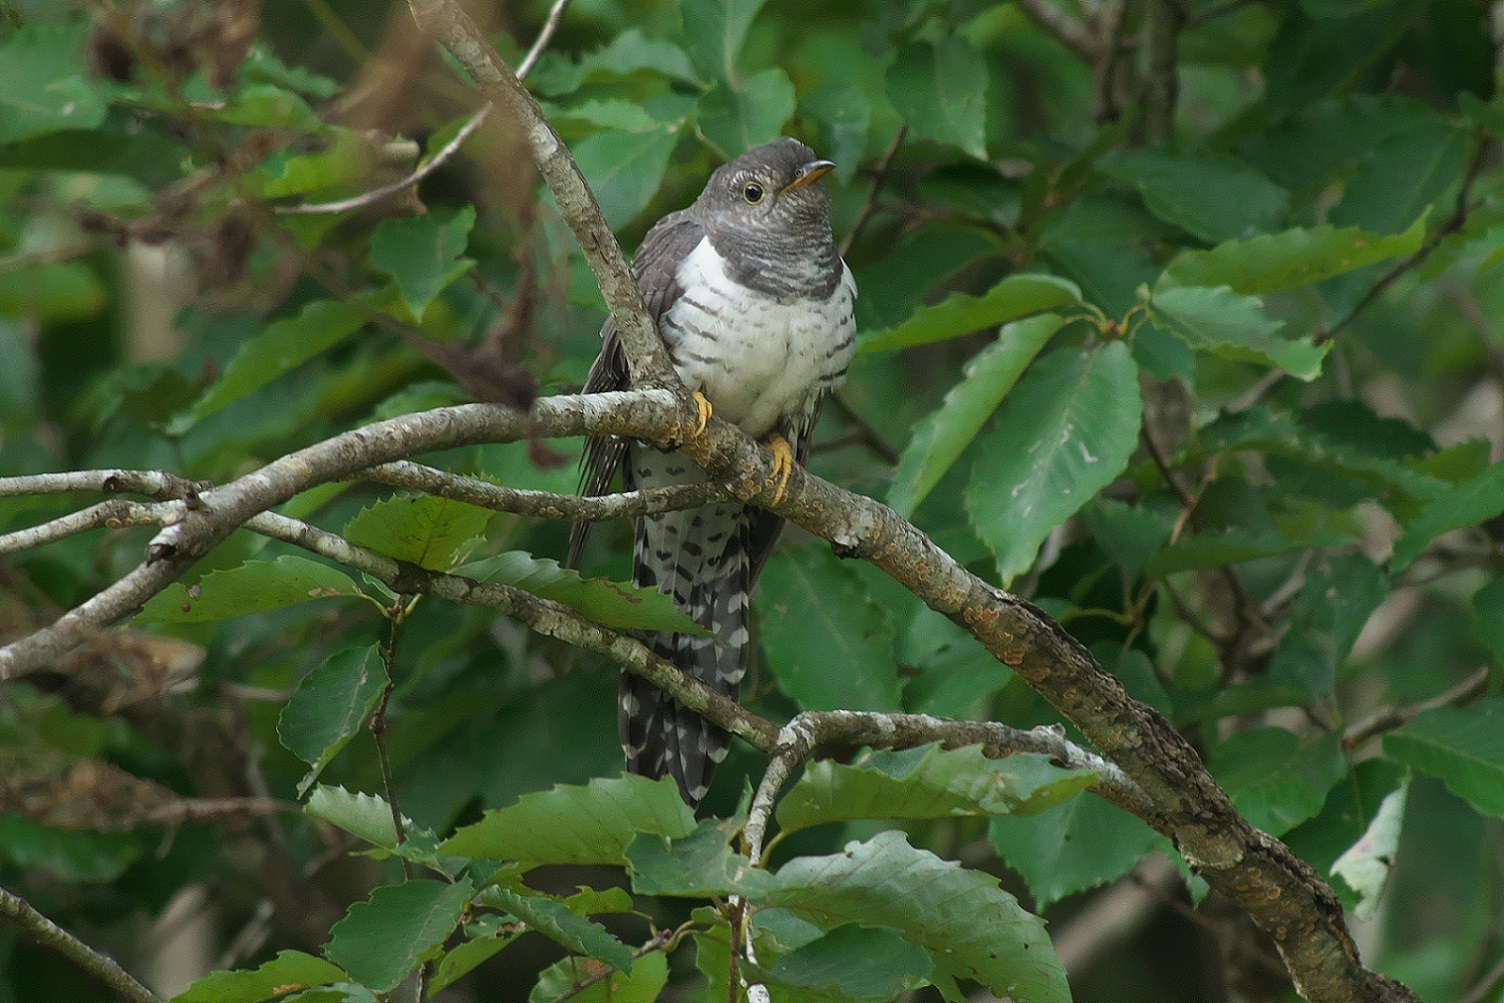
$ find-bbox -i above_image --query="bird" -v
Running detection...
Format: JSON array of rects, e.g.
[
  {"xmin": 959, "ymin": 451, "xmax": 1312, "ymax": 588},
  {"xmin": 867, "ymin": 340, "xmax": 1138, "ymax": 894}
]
[{"xmin": 568, "ymin": 138, "xmax": 857, "ymax": 805}]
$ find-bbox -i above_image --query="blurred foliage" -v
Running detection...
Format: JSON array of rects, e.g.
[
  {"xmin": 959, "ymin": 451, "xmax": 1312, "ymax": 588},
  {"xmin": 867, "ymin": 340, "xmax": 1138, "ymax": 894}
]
[{"xmin": 2, "ymin": 0, "xmax": 1504, "ymax": 1001}]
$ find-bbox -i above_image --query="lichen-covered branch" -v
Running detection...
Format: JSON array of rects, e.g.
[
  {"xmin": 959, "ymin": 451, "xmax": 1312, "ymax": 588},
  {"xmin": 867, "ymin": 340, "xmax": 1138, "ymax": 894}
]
[{"xmin": 0, "ymin": 884, "xmax": 160, "ymax": 1003}]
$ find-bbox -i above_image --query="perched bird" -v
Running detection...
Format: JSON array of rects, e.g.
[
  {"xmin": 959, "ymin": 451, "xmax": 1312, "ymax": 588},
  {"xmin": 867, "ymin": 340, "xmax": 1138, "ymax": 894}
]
[{"xmin": 568, "ymin": 138, "xmax": 857, "ymax": 805}]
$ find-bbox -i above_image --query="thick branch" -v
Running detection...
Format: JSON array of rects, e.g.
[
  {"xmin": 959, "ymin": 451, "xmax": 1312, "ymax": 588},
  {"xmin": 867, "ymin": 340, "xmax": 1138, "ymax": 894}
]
[{"xmin": 0, "ymin": 884, "xmax": 160, "ymax": 1003}]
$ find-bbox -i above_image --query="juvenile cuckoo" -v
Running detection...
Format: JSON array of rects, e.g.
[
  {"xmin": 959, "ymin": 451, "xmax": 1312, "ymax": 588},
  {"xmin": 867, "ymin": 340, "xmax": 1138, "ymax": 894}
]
[{"xmin": 569, "ymin": 138, "xmax": 857, "ymax": 805}]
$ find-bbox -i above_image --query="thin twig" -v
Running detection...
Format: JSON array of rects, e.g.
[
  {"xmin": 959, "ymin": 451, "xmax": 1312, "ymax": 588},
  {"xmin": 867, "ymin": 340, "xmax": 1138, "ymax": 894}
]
[
  {"xmin": 839, "ymin": 124, "xmax": 907, "ymax": 257},
  {"xmin": 1014, "ymin": 0, "xmax": 1099, "ymax": 59},
  {"xmin": 372, "ymin": 602, "xmax": 412, "ymax": 878},
  {"xmin": 1342, "ymin": 667, "xmax": 1490, "ymax": 751},
  {"xmin": 515, "ymin": 0, "xmax": 572, "ymax": 79},
  {"xmin": 0, "ymin": 884, "xmax": 161, "ymax": 1003}
]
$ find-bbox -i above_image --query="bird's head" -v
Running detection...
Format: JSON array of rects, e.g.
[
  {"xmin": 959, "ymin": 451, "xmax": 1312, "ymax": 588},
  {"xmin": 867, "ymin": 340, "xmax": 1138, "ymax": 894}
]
[{"xmin": 695, "ymin": 138, "xmax": 837, "ymax": 246}]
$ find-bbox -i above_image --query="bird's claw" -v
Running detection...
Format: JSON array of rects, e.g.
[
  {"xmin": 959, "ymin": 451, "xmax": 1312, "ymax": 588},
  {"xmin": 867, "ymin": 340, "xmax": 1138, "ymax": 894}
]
[
  {"xmin": 765, "ymin": 434, "xmax": 794, "ymax": 505},
  {"xmin": 691, "ymin": 391, "xmax": 713, "ymax": 437}
]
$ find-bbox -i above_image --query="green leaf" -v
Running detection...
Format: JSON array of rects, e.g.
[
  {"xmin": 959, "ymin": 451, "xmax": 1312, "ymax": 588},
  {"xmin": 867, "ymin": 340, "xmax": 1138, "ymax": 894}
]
[
  {"xmin": 1208, "ymin": 729, "xmax": 1347, "ymax": 836},
  {"xmin": 1330, "ymin": 776, "xmax": 1407, "ymax": 921},
  {"xmin": 1390, "ymin": 462, "xmax": 1504, "ymax": 571},
  {"xmin": 1473, "ymin": 578, "xmax": 1504, "ymax": 671},
  {"xmin": 1099, "ymin": 147, "xmax": 1289, "ymax": 243},
  {"xmin": 279, "ymin": 984, "xmax": 376, "ymax": 1003},
  {"xmin": 626, "ymin": 818, "xmax": 778, "ymax": 897},
  {"xmin": 431, "ymin": 917, "xmax": 520, "ymax": 992},
  {"xmin": 529, "ymin": 951, "xmax": 668, "ymax": 1003},
  {"xmin": 766, "ymin": 832, "xmax": 1068, "ymax": 1003},
  {"xmin": 278, "ymin": 645, "xmax": 387, "ymax": 796},
  {"xmin": 990, "ymin": 796, "xmax": 1164, "ymax": 910},
  {"xmin": 965, "ymin": 342, "xmax": 1142, "ymax": 585},
  {"xmin": 776, "ymin": 746, "xmax": 1097, "ymax": 836},
  {"xmin": 369, "ymin": 207, "xmax": 476, "ymax": 323},
  {"xmin": 758, "ymin": 546, "xmax": 901, "ymax": 711},
  {"xmin": 169, "ymin": 951, "xmax": 346, "ymax": 1003},
  {"xmin": 1160, "ymin": 216, "xmax": 1428, "ymax": 294},
  {"xmin": 698, "ymin": 67, "xmax": 796, "ymax": 159},
  {"xmin": 801, "ymin": 79, "xmax": 870, "ymax": 182},
  {"xmin": 861, "ymin": 274, "xmax": 1080, "ymax": 355},
  {"xmin": 1148, "ymin": 285, "xmax": 1327, "ymax": 380},
  {"xmin": 679, "ymin": 0, "xmax": 770, "ymax": 82},
  {"xmin": 0, "ymin": 812, "xmax": 141, "ymax": 883},
  {"xmin": 886, "ymin": 36, "xmax": 988, "ymax": 159},
  {"xmin": 215, "ymin": 84, "xmax": 321, "ymax": 130},
  {"xmin": 136, "ymin": 556, "xmax": 361, "ymax": 623},
  {"xmin": 485, "ymin": 886, "xmax": 634, "ymax": 971},
  {"xmin": 305, "ymin": 785, "xmax": 408, "ymax": 852},
  {"xmin": 324, "ymin": 879, "xmax": 473, "ymax": 993},
  {"xmin": 439, "ymin": 774, "xmax": 696, "ymax": 866},
  {"xmin": 573, "ymin": 125, "xmax": 680, "ymax": 230},
  {"xmin": 1266, "ymin": 554, "xmax": 1389, "ymax": 700},
  {"xmin": 766, "ymin": 925, "xmax": 933, "ymax": 1001},
  {"xmin": 888, "ymin": 315, "xmax": 1063, "ymax": 516},
  {"xmin": 0, "ymin": 262, "xmax": 106, "ymax": 321},
  {"xmin": 343, "ymin": 494, "xmax": 493, "ymax": 571},
  {"xmin": 169, "ymin": 299, "xmax": 366, "ymax": 433},
  {"xmin": 1383, "ymin": 698, "xmax": 1504, "ymax": 818},
  {"xmin": 531, "ymin": 29, "xmax": 699, "ymax": 95},
  {"xmin": 252, "ymin": 128, "xmax": 373, "ymax": 199},
  {"xmin": 456, "ymin": 551, "xmax": 709, "ymax": 634},
  {"xmin": 1330, "ymin": 121, "xmax": 1469, "ymax": 234},
  {"xmin": 0, "ymin": 23, "xmax": 107, "ymax": 144}
]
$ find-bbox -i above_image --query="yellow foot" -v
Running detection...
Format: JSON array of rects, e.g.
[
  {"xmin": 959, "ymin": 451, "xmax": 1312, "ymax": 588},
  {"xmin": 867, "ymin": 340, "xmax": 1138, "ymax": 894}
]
[
  {"xmin": 691, "ymin": 391, "xmax": 713, "ymax": 436},
  {"xmin": 764, "ymin": 433, "xmax": 794, "ymax": 505}
]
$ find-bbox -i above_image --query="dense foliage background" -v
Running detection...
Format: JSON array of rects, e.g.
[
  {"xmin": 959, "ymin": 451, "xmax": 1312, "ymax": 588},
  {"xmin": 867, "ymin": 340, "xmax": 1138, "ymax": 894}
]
[{"xmin": 3, "ymin": 0, "xmax": 1504, "ymax": 1001}]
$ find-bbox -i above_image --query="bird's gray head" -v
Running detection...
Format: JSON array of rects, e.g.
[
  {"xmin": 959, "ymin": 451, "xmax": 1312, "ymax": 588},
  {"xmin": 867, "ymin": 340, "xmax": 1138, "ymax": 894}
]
[{"xmin": 693, "ymin": 138, "xmax": 842, "ymax": 298}]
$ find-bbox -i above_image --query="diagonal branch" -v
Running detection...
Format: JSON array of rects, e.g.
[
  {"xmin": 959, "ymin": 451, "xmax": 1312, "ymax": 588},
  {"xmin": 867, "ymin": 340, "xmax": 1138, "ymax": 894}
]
[{"xmin": 0, "ymin": 884, "xmax": 160, "ymax": 1003}]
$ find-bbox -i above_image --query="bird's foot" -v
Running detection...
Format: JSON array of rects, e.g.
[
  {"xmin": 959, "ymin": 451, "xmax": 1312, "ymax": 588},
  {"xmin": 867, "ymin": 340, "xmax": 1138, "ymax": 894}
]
[
  {"xmin": 764, "ymin": 433, "xmax": 794, "ymax": 505},
  {"xmin": 691, "ymin": 391, "xmax": 713, "ymax": 437}
]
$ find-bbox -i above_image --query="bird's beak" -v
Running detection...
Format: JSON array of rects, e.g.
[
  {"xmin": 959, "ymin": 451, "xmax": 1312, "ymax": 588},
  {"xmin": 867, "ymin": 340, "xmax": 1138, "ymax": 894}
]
[{"xmin": 780, "ymin": 159, "xmax": 836, "ymax": 195}]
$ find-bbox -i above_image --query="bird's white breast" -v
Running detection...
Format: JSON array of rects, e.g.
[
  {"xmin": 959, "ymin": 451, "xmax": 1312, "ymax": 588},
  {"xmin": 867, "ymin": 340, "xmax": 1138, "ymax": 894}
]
[{"xmin": 664, "ymin": 236, "xmax": 856, "ymax": 440}]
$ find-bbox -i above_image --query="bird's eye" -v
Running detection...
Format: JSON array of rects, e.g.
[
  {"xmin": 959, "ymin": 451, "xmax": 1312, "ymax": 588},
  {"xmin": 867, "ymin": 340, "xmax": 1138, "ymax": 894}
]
[{"xmin": 742, "ymin": 181, "xmax": 765, "ymax": 204}]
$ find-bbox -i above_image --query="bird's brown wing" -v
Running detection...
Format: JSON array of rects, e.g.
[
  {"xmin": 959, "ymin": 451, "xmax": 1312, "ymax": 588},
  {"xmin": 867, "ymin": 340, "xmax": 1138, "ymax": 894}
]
[{"xmin": 567, "ymin": 210, "xmax": 706, "ymax": 567}]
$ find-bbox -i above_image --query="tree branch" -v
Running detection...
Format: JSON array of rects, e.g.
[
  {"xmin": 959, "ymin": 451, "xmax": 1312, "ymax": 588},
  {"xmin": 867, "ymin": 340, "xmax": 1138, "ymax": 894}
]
[{"xmin": 0, "ymin": 884, "xmax": 161, "ymax": 1003}]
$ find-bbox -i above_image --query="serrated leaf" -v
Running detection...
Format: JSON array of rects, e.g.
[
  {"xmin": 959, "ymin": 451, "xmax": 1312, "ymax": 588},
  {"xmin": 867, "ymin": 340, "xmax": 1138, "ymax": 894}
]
[
  {"xmin": 1330, "ymin": 777, "xmax": 1407, "ymax": 921},
  {"xmin": 766, "ymin": 924, "xmax": 932, "ymax": 1001},
  {"xmin": 1148, "ymin": 285, "xmax": 1327, "ymax": 380},
  {"xmin": 561, "ymin": 886, "xmax": 635, "ymax": 915},
  {"xmin": 1390, "ymin": 462, "xmax": 1504, "ymax": 571},
  {"xmin": 440, "ymin": 774, "xmax": 695, "ymax": 865},
  {"xmin": 305, "ymin": 785, "xmax": 404, "ymax": 851},
  {"xmin": 1208, "ymin": 729, "xmax": 1346, "ymax": 836},
  {"xmin": 776, "ymin": 746, "xmax": 1096, "ymax": 836},
  {"xmin": 1383, "ymin": 698, "xmax": 1504, "ymax": 817},
  {"xmin": 626, "ymin": 818, "xmax": 778, "ymax": 897},
  {"xmin": 888, "ymin": 315, "xmax": 1063, "ymax": 516},
  {"xmin": 0, "ymin": 24, "xmax": 107, "ymax": 144},
  {"xmin": 698, "ymin": 67, "xmax": 796, "ymax": 159},
  {"xmin": 758, "ymin": 546, "xmax": 900, "ymax": 711},
  {"xmin": 861, "ymin": 275, "xmax": 1081, "ymax": 354},
  {"xmin": 886, "ymin": 36, "xmax": 988, "ymax": 159},
  {"xmin": 485, "ymin": 886, "xmax": 634, "ymax": 971},
  {"xmin": 456, "ymin": 551, "xmax": 709, "ymax": 634},
  {"xmin": 344, "ymin": 494, "xmax": 493, "ymax": 571},
  {"xmin": 370, "ymin": 207, "xmax": 476, "ymax": 323},
  {"xmin": 278, "ymin": 645, "xmax": 387, "ymax": 796},
  {"xmin": 1160, "ymin": 216, "xmax": 1428, "ymax": 293},
  {"xmin": 529, "ymin": 951, "xmax": 667, "ymax": 1003},
  {"xmin": 1099, "ymin": 147, "xmax": 1289, "ymax": 243},
  {"xmin": 430, "ymin": 916, "xmax": 520, "ymax": 992},
  {"xmin": 574, "ymin": 125, "xmax": 680, "ymax": 230},
  {"xmin": 136, "ymin": 556, "xmax": 361, "ymax": 624},
  {"xmin": 965, "ymin": 342, "xmax": 1142, "ymax": 585},
  {"xmin": 765, "ymin": 832, "xmax": 1068, "ymax": 1003},
  {"xmin": 990, "ymin": 796, "xmax": 1164, "ymax": 910},
  {"xmin": 679, "ymin": 0, "xmax": 770, "ymax": 82},
  {"xmin": 1266, "ymin": 554, "xmax": 1388, "ymax": 701},
  {"xmin": 169, "ymin": 950, "xmax": 346, "ymax": 1003},
  {"xmin": 325, "ymin": 879, "xmax": 473, "ymax": 993},
  {"xmin": 169, "ymin": 299, "xmax": 365, "ymax": 433}
]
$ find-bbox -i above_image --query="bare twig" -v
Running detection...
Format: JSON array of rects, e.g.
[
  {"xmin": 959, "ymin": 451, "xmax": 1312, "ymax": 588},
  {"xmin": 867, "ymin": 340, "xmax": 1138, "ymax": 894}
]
[
  {"xmin": 1015, "ymin": 0, "xmax": 1099, "ymax": 60},
  {"xmin": 839, "ymin": 124, "xmax": 907, "ymax": 257},
  {"xmin": 0, "ymin": 884, "xmax": 161, "ymax": 1003},
  {"xmin": 1342, "ymin": 667, "xmax": 1490, "ymax": 751},
  {"xmin": 515, "ymin": 0, "xmax": 572, "ymax": 79}
]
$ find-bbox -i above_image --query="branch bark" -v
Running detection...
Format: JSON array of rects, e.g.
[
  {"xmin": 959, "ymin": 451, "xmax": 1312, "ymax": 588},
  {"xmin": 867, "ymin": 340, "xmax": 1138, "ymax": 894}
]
[{"xmin": 0, "ymin": 884, "xmax": 161, "ymax": 1003}]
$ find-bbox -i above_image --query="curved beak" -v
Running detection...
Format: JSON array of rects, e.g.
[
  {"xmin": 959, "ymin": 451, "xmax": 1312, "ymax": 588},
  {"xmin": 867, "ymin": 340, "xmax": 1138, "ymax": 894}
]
[{"xmin": 780, "ymin": 159, "xmax": 836, "ymax": 195}]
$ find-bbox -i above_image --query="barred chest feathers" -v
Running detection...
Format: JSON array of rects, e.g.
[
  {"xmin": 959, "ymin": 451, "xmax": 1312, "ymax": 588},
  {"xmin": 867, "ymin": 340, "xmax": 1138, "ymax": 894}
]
[{"xmin": 663, "ymin": 235, "xmax": 857, "ymax": 439}]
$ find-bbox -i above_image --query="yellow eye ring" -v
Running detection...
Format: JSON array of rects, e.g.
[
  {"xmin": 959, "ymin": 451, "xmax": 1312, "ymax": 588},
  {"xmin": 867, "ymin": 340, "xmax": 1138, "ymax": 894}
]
[{"xmin": 742, "ymin": 181, "xmax": 765, "ymax": 204}]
